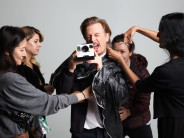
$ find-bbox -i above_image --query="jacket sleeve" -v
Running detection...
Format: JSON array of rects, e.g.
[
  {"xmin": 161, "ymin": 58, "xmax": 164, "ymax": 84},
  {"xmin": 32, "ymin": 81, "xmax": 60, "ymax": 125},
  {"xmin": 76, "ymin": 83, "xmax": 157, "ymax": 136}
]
[
  {"xmin": 1, "ymin": 73, "xmax": 78, "ymax": 116},
  {"xmin": 129, "ymin": 69, "xmax": 151, "ymax": 115},
  {"xmin": 51, "ymin": 58, "xmax": 76, "ymax": 95},
  {"xmin": 135, "ymin": 65, "xmax": 170, "ymax": 93},
  {"xmin": 54, "ymin": 68, "xmax": 75, "ymax": 95}
]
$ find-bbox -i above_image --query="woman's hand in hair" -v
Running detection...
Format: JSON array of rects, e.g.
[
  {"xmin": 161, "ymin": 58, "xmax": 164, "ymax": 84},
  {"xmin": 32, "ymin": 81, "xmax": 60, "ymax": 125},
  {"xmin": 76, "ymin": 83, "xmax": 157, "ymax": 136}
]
[
  {"xmin": 124, "ymin": 26, "xmax": 138, "ymax": 44},
  {"xmin": 124, "ymin": 26, "xmax": 159, "ymax": 43}
]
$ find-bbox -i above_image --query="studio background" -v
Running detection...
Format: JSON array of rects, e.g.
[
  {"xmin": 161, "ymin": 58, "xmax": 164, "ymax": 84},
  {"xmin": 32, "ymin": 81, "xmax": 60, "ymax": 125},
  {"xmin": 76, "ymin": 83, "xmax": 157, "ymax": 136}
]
[{"xmin": 0, "ymin": 0, "xmax": 184, "ymax": 137}]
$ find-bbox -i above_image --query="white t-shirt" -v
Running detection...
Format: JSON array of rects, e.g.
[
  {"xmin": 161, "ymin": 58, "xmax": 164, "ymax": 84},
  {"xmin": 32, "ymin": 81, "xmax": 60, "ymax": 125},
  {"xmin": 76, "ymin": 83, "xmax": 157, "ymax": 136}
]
[
  {"xmin": 84, "ymin": 52, "xmax": 106, "ymax": 129},
  {"xmin": 84, "ymin": 97, "xmax": 103, "ymax": 129}
]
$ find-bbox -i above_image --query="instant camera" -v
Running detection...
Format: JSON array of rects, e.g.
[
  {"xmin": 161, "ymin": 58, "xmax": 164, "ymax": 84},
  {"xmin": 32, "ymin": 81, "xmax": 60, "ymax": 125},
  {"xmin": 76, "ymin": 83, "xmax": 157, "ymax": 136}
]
[{"xmin": 76, "ymin": 43, "xmax": 94, "ymax": 61}]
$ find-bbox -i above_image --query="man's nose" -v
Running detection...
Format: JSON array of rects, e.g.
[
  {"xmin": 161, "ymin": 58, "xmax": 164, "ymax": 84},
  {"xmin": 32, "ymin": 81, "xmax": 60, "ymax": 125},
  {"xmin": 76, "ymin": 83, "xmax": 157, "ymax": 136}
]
[{"xmin": 91, "ymin": 36, "xmax": 96, "ymax": 42}]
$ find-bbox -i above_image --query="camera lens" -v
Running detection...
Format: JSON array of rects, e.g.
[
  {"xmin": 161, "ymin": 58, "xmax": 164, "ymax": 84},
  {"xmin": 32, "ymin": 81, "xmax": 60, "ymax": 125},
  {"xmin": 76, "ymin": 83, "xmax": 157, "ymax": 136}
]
[{"xmin": 82, "ymin": 46, "xmax": 89, "ymax": 52}]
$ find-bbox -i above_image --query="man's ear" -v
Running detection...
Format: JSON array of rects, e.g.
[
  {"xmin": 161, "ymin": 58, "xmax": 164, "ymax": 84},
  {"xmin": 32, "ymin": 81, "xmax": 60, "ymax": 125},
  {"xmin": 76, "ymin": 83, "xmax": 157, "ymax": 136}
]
[
  {"xmin": 5, "ymin": 51, "xmax": 9, "ymax": 56},
  {"xmin": 105, "ymin": 33, "xmax": 110, "ymax": 43}
]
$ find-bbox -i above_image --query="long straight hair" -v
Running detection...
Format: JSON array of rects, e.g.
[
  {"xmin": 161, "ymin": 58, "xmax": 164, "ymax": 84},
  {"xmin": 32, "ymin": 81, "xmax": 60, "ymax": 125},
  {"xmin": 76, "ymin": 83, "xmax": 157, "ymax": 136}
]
[
  {"xmin": 21, "ymin": 26, "xmax": 44, "ymax": 69},
  {"xmin": 159, "ymin": 12, "xmax": 184, "ymax": 57},
  {"xmin": 0, "ymin": 26, "xmax": 25, "ymax": 72}
]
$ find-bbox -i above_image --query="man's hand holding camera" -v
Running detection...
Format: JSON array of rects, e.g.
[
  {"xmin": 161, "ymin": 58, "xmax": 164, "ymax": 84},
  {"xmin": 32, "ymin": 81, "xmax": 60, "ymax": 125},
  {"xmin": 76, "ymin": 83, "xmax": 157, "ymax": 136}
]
[
  {"xmin": 68, "ymin": 50, "xmax": 83, "ymax": 73},
  {"xmin": 86, "ymin": 50, "xmax": 102, "ymax": 71},
  {"xmin": 69, "ymin": 43, "xmax": 103, "ymax": 72}
]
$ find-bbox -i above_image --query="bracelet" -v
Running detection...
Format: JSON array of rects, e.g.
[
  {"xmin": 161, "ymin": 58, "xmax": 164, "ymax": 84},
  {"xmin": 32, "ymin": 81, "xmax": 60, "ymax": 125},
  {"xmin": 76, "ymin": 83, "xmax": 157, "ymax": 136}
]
[{"xmin": 81, "ymin": 91, "xmax": 86, "ymax": 100}]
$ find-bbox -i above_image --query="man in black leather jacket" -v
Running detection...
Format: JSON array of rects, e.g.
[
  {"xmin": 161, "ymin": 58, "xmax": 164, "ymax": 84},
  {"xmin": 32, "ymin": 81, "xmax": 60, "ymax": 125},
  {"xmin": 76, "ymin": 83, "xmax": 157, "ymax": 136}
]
[{"xmin": 52, "ymin": 16, "xmax": 128, "ymax": 138}]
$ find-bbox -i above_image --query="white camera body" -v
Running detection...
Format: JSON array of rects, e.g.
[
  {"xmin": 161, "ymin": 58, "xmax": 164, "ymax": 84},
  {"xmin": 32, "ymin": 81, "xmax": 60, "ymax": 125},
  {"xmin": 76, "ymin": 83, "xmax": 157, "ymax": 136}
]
[{"xmin": 76, "ymin": 43, "xmax": 94, "ymax": 61}]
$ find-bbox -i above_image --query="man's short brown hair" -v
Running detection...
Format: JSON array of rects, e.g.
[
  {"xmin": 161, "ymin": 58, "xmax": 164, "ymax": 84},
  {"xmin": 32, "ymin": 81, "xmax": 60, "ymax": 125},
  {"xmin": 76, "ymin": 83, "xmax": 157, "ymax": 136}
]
[{"xmin": 80, "ymin": 16, "xmax": 111, "ymax": 44}]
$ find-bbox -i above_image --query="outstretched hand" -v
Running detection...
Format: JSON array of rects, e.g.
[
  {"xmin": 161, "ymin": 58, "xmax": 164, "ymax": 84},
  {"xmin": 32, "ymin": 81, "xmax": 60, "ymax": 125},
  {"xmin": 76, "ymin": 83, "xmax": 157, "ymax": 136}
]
[{"xmin": 44, "ymin": 84, "xmax": 55, "ymax": 95}]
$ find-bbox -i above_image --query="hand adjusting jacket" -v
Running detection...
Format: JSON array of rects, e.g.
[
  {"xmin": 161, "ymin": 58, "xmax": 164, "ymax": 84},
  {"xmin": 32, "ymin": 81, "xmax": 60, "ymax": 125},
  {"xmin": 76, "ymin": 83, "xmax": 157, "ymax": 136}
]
[{"xmin": 51, "ymin": 54, "xmax": 128, "ymax": 138}]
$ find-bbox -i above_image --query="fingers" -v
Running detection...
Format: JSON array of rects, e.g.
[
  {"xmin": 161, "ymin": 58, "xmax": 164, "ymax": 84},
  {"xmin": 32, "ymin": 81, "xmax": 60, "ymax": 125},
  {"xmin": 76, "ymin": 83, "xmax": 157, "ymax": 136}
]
[
  {"xmin": 87, "ymin": 55, "xmax": 102, "ymax": 71},
  {"xmin": 119, "ymin": 106, "xmax": 129, "ymax": 121},
  {"xmin": 119, "ymin": 109, "xmax": 124, "ymax": 114},
  {"xmin": 124, "ymin": 33, "xmax": 132, "ymax": 44},
  {"xmin": 75, "ymin": 60, "xmax": 83, "ymax": 65},
  {"xmin": 120, "ymin": 114, "xmax": 126, "ymax": 121},
  {"xmin": 119, "ymin": 110, "xmax": 126, "ymax": 121},
  {"xmin": 108, "ymin": 48, "xmax": 121, "ymax": 62},
  {"xmin": 119, "ymin": 106, "xmax": 126, "ymax": 110},
  {"xmin": 94, "ymin": 50, "xmax": 98, "ymax": 57},
  {"xmin": 68, "ymin": 50, "xmax": 83, "ymax": 72},
  {"xmin": 70, "ymin": 50, "xmax": 77, "ymax": 60},
  {"xmin": 124, "ymin": 26, "xmax": 138, "ymax": 44}
]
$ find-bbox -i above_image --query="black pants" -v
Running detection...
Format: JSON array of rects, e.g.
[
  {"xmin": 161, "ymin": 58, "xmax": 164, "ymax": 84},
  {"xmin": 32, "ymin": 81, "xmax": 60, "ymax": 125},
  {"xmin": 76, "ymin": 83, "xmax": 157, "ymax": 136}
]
[
  {"xmin": 81, "ymin": 127, "xmax": 109, "ymax": 138},
  {"xmin": 123, "ymin": 125, "xmax": 153, "ymax": 138},
  {"xmin": 158, "ymin": 117, "xmax": 184, "ymax": 138}
]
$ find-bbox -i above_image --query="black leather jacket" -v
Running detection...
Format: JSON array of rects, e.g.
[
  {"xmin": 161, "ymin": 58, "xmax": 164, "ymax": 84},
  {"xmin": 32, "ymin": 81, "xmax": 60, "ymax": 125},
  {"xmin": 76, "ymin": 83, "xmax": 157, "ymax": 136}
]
[
  {"xmin": 52, "ymin": 54, "xmax": 128, "ymax": 138},
  {"xmin": 93, "ymin": 55, "xmax": 128, "ymax": 138}
]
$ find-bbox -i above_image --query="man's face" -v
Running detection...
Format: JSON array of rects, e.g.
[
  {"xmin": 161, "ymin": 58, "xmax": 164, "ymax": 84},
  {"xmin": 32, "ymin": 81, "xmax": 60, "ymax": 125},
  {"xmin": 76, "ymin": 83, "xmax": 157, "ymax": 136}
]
[{"xmin": 85, "ymin": 23, "xmax": 109, "ymax": 56}]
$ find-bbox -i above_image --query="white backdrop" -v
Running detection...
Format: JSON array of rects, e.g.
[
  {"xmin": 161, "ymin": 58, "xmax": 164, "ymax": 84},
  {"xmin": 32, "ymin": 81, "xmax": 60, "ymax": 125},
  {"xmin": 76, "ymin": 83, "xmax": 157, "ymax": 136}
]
[{"xmin": 1, "ymin": 0, "xmax": 184, "ymax": 137}]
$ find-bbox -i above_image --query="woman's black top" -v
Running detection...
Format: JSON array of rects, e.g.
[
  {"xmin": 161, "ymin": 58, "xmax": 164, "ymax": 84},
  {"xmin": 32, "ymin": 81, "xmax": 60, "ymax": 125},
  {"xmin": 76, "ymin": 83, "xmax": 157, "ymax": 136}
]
[{"xmin": 136, "ymin": 57, "xmax": 184, "ymax": 118}]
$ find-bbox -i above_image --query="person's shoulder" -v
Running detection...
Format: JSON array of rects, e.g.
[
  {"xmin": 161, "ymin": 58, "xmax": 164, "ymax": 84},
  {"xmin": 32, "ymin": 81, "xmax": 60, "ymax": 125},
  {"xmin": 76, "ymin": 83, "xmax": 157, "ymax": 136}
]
[
  {"xmin": 152, "ymin": 60, "xmax": 174, "ymax": 79},
  {"xmin": 155, "ymin": 59, "xmax": 174, "ymax": 72},
  {"xmin": 130, "ymin": 54, "xmax": 149, "ymax": 77},
  {"xmin": 157, "ymin": 57, "xmax": 184, "ymax": 73},
  {"xmin": 130, "ymin": 54, "xmax": 148, "ymax": 69},
  {"xmin": 17, "ymin": 64, "xmax": 33, "ymax": 73},
  {"xmin": 32, "ymin": 63, "xmax": 39, "ymax": 69},
  {"xmin": 2, "ymin": 72, "xmax": 25, "ymax": 83}
]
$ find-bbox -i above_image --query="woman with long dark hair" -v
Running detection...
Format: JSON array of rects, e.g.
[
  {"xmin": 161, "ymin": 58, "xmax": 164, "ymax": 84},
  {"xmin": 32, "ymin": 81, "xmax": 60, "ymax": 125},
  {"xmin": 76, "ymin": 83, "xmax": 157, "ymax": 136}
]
[
  {"xmin": 0, "ymin": 26, "xmax": 92, "ymax": 138},
  {"xmin": 108, "ymin": 12, "xmax": 184, "ymax": 138}
]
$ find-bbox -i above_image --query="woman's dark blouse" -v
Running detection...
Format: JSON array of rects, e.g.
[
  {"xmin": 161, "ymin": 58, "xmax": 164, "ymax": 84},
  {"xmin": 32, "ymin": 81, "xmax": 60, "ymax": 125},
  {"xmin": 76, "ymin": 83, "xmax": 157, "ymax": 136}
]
[
  {"xmin": 136, "ymin": 57, "xmax": 184, "ymax": 118},
  {"xmin": 17, "ymin": 64, "xmax": 46, "ymax": 92}
]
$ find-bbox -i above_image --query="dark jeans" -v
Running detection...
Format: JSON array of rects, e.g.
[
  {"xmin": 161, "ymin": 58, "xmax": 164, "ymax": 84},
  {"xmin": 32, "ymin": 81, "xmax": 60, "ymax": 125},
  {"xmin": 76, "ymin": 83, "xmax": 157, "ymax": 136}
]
[
  {"xmin": 81, "ymin": 127, "xmax": 109, "ymax": 138},
  {"xmin": 158, "ymin": 117, "xmax": 184, "ymax": 138},
  {"xmin": 123, "ymin": 125, "xmax": 153, "ymax": 138}
]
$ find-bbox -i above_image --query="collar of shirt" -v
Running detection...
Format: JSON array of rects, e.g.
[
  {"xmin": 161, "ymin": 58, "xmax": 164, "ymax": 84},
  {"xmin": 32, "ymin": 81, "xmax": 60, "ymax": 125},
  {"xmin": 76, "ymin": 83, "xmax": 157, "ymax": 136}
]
[{"xmin": 100, "ymin": 52, "xmax": 106, "ymax": 58}]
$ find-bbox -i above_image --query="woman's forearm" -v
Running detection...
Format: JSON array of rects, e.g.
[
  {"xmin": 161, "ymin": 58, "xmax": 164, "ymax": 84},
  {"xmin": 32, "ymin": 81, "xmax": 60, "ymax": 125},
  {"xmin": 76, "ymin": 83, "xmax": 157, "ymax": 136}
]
[
  {"xmin": 135, "ymin": 26, "xmax": 159, "ymax": 42},
  {"xmin": 118, "ymin": 56, "xmax": 139, "ymax": 86}
]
